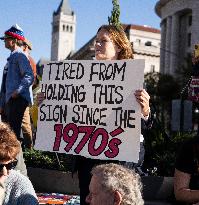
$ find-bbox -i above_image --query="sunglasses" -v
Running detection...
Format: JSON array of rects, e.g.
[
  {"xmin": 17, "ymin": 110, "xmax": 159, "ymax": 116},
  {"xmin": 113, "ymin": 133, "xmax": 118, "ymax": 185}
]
[{"xmin": 0, "ymin": 160, "xmax": 18, "ymax": 171}]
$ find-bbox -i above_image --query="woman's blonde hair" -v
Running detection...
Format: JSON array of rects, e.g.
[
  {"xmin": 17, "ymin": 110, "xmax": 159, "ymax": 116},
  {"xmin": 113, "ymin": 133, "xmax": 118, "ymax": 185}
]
[
  {"xmin": 0, "ymin": 123, "xmax": 20, "ymax": 161},
  {"xmin": 97, "ymin": 25, "xmax": 133, "ymax": 60}
]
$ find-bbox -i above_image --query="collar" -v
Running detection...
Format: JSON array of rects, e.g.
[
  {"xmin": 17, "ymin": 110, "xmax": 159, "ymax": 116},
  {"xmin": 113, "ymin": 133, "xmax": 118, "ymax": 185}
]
[{"xmin": 10, "ymin": 47, "xmax": 23, "ymax": 55}]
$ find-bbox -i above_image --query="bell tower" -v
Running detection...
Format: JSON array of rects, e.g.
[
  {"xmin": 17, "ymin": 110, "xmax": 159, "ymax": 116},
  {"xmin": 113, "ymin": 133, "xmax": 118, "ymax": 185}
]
[{"xmin": 51, "ymin": 0, "xmax": 76, "ymax": 61}]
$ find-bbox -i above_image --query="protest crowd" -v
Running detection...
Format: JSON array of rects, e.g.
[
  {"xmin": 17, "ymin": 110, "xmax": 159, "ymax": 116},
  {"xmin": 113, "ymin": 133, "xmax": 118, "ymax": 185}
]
[{"xmin": 0, "ymin": 2, "xmax": 199, "ymax": 205}]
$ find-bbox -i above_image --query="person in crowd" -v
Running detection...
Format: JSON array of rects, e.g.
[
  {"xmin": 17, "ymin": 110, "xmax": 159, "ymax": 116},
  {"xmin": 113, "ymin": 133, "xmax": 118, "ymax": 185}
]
[
  {"xmin": 0, "ymin": 181, "xmax": 5, "ymax": 205},
  {"xmin": 22, "ymin": 38, "xmax": 37, "ymax": 149},
  {"xmin": 37, "ymin": 24, "xmax": 151, "ymax": 205},
  {"xmin": 0, "ymin": 122, "xmax": 38, "ymax": 205},
  {"xmin": 173, "ymin": 50, "xmax": 199, "ymax": 205},
  {"xmin": 76, "ymin": 24, "xmax": 151, "ymax": 205},
  {"xmin": 0, "ymin": 24, "xmax": 34, "ymax": 141},
  {"xmin": 174, "ymin": 136, "xmax": 199, "ymax": 205},
  {"xmin": 23, "ymin": 38, "xmax": 37, "ymax": 86},
  {"xmin": 86, "ymin": 163, "xmax": 144, "ymax": 205},
  {"xmin": 0, "ymin": 63, "xmax": 8, "ymax": 123},
  {"xmin": 0, "ymin": 24, "xmax": 34, "ymax": 176}
]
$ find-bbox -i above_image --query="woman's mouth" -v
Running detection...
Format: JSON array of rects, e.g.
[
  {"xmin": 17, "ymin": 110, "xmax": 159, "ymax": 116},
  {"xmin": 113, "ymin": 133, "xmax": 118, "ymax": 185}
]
[{"xmin": 95, "ymin": 50, "xmax": 101, "ymax": 53}]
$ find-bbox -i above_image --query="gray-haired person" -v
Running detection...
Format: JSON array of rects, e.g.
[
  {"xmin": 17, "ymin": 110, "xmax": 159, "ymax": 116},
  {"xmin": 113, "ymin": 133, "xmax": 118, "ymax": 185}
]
[{"xmin": 86, "ymin": 163, "xmax": 144, "ymax": 205}]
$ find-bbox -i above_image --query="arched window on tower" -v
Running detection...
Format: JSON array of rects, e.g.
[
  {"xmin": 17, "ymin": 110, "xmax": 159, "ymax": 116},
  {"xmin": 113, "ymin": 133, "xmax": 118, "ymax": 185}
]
[
  {"xmin": 66, "ymin": 25, "xmax": 69, "ymax": 31},
  {"xmin": 63, "ymin": 25, "xmax": 65, "ymax": 31},
  {"xmin": 70, "ymin": 26, "xmax": 73, "ymax": 32}
]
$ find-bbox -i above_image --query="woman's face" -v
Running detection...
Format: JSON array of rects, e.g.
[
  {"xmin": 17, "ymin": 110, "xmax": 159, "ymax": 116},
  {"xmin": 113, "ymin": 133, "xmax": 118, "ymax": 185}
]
[
  {"xmin": 95, "ymin": 28, "xmax": 121, "ymax": 60},
  {"xmin": 4, "ymin": 37, "xmax": 15, "ymax": 50},
  {"xmin": 0, "ymin": 159, "xmax": 17, "ymax": 182}
]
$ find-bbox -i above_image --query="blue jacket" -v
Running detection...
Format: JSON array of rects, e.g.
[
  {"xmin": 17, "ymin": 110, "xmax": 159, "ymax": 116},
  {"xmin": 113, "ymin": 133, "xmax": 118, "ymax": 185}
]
[{"xmin": 0, "ymin": 48, "xmax": 34, "ymax": 107}]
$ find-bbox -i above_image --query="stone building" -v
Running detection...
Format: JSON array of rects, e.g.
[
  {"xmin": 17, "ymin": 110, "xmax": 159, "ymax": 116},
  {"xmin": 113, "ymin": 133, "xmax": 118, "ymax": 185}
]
[
  {"xmin": 155, "ymin": 0, "xmax": 199, "ymax": 75},
  {"xmin": 49, "ymin": 0, "xmax": 161, "ymax": 73},
  {"xmin": 51, "ymin": 0, "xmax": 76, "ymax": 61},
  {"xmin": 130, "ymin": 25, "xmax": 160, "ymax": 73},
  {"xmin": 70, "ymin": 24, "xmax": 161, "ymax": 73}
]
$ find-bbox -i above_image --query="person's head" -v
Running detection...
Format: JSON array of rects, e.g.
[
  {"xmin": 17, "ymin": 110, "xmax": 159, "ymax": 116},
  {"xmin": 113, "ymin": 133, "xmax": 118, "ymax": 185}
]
[
  {"xmin": 23, "ymin": 38, "xmax": 32, "ymax": 55},
  {"xmin": 0, "ymin": 24, "xmax": 25, "ymax": 51},
  {"xmin": 95, "ymin": 25, "xmax": 133, "ymax": 60},
  {"xmin": 0, "ymin": 123, "xmax": 20, "ymax": 179},
  {"xmin": 86, "ymin": 163, "xmax": 144, "ymax": 205}
]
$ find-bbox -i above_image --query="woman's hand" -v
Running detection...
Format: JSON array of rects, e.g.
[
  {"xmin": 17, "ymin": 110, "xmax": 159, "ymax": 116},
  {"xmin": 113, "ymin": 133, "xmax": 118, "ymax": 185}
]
[
  {"xmin": 192, "ymin": 56, "xmax": 199, "ymax": 65},
  {"xmin": 37, "ymin": 92, "xmax": 45, "ymax": 105},
  {"xmin": 192, "ymin": 55, "xmax": 199, "ymax": 65},
  {"xmin": 134, "ymin": 89, "xmax": 150, "ymax": 117}
]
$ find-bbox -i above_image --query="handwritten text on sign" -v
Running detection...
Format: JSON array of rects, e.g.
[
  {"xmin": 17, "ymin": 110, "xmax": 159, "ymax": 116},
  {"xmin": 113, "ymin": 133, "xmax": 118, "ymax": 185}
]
[{"xmin": 35, "ymin": 60, "xmax": 144, "ymax": 162}]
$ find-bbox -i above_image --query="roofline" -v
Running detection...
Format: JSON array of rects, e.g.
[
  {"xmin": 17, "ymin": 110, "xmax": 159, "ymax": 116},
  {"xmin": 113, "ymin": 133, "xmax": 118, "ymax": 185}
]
[
  {"xmin": 134, "ymin": 51, "xmax": 160, "ymax": 57},
  {"xmin": 123, "ymin": 24, "xmax": 160, "ymax": 34},
  {"xmin": 155, "ymin": 0, "xmax": 171, "ymax": 17},
  {"xmin": 54, "ymin": 0, "xmax": 74, "ymax": 16}
]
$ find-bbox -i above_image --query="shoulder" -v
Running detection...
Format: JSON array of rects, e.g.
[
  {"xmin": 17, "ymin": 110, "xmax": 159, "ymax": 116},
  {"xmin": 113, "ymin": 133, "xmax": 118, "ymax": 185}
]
[
  {"xmin": 7, "ymin": 170, "xmax": 33, "ymax": 189},
  {"xmin": 11, "ymin": 49, "xmax": 26, "ymax": 57},
  {"xmin": 6, "ymin": 170, "xmax": 37, "ymax": 196},
  {"xmin": 5, "ymin": 170, "xmax": 38, "ymax": 205},
  {"xmin": 11, "ymin": 49, "xmax": 28, "ymax": 62}
]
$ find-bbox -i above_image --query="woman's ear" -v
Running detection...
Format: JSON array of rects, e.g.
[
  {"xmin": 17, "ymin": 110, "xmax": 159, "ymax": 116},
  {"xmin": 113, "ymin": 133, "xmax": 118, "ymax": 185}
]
[{"xmin": 114, "ymin": 190, "xmax": 122, "ymax": 205}]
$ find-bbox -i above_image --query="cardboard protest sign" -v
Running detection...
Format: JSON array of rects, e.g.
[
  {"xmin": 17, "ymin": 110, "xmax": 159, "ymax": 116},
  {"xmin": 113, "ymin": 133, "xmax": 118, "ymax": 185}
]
[{"xmin": 35, "ymin": 59, "xmax": 144, "ymax": 162}]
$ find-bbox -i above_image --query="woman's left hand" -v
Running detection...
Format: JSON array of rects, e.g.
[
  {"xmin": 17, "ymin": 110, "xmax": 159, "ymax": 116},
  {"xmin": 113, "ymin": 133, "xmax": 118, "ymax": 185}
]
[{"xmin": 134, "ymin": 89, "xmax": 150, "ymax": 117}]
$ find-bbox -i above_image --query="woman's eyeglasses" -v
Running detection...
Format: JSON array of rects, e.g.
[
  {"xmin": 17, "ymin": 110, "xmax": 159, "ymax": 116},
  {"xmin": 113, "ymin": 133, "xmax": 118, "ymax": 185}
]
[{"xmin": 0, "ymin": 160, "xmax": 18, "ymax": 171}]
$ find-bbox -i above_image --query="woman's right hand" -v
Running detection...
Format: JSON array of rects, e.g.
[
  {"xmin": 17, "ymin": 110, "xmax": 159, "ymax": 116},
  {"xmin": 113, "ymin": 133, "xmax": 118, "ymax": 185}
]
[
  {"xmin": 192, "ymin": 55, "xmax": 199, "ymax": 65},
  {"xmin": 37, "ymin": 92, "xmax": 45, "ymax": 105}
]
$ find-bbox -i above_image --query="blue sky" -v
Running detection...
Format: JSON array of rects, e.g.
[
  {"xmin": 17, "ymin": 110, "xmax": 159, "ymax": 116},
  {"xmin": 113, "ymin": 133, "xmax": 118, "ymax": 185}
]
[{"xmin": 0, "ymin": 0, "xmax": 160, "ymax": 81}]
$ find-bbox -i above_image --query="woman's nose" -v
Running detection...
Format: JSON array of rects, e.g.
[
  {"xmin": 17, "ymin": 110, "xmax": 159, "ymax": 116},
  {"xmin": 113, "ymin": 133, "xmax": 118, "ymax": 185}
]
[{"xmin": 95, "ymin": 41, "xmax": 102, "ymax": 47}]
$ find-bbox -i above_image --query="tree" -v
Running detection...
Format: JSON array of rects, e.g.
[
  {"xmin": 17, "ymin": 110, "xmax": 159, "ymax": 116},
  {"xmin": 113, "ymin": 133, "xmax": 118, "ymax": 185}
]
[{"xmin": 108, "ymin": 0, "xmax": 122, "ymax": 29}]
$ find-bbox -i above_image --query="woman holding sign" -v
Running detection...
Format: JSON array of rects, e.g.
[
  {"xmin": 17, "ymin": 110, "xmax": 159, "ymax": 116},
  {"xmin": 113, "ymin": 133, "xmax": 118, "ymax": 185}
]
[
  {"xmin": 75, "ymin": 24, "xmax": 152, "ymax": 205},
  {"xmin": 37, "ymin": 23, "xmax": 151, "ymax": 204},
  {"xmin": 36, "ymin": 23, "xmax": 152, "ymax": 205}
]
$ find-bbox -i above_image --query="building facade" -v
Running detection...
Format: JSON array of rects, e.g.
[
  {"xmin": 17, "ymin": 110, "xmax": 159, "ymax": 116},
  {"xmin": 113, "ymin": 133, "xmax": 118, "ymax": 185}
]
[
  {"xmin": 70, "ymin": 24, "xmax": 161, "ymax": 73},
  {"xmin": 155, "ymin": 0, "xmax": 199, "ymax": 75},
  {"xmin": 50, "ymin": 0, "xmax": 161, "ymax": 73},
  {"xmin": 51, "ymin": 0, "xmax": 76, "ymax": 61},
  {"xmin": 129, "ymin": 25, "xmax": 160, "ymax": 73}
]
